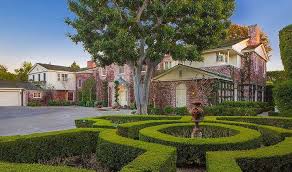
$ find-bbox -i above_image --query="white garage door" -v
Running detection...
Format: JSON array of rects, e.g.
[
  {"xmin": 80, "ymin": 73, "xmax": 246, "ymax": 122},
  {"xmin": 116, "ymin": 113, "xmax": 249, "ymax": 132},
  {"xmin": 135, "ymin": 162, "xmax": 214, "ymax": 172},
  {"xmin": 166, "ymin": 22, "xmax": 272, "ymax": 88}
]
[{"xmin": 0, "ymin": 91, "xmax": 21, "ymax": 106}]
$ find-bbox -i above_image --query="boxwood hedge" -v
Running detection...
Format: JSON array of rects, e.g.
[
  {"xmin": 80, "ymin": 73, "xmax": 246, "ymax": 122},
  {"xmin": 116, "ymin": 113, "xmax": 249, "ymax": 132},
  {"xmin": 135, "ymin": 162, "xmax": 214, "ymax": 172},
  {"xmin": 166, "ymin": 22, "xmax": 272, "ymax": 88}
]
[
  {"xmin": 139, "ymin": 122, "xmax": 262, "ymax": 166},
  {"xmin": 0, "ymin": 162, "xmax": 93, "ymax": 172},
  {"xmin": 206, "ymin": 137, "xmax": 292, "ymax": 172},
  {"xmin": 96, "ymin": 129, "xmax": 177, "ymax": 172},
  {"xmin": 0, "ymin": 128, "xmax": 103, "ymax": 171}
]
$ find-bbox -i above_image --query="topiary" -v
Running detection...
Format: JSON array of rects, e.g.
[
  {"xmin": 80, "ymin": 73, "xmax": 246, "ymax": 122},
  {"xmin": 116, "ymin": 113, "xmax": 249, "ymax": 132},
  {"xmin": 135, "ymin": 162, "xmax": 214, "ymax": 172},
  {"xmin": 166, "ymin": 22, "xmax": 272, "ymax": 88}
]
[
  {"xmin": 273, "ymin": 80, "xmax": 292, "ymax": 116},
  {"xmin": 279, "ymin": 24, "xmax": 292, "ymax": 79}
]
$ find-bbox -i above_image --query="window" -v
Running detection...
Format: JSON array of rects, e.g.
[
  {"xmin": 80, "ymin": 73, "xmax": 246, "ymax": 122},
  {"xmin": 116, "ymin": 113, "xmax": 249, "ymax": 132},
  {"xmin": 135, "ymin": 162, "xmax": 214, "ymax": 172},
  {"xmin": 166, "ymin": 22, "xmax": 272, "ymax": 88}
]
[
  {"xmin": 62, "ymin": 74, "xmax": 68, "ymax": 81},
  {"xmin": 57, "ymin": 74, "xmax": 61, "ymax": 81},
  {"xmin": 78, "ymin": 79, "xmax": 82, "ymax": 87},
  {"xmin": 119, "ymin": 66, "xmax": 124, "ymax": 74},
  {"xmin": 33, "ymin": 92, "xmax": 41, "ymax": 98},
  {"xmin": 43, "ymin": 73, "xmax": 46, "ymax": 81},
  {"xmin": 68, "ymin": 92, "xmax": 74, "ymax": 101},
  {"xmin": 216, "ymin": 53, "xmax": 225, "ymax": 62},
  {"xmin": 32, "ymin": 75, "xmax": 35, "ymax": 81},
  {"xmin": 164, "ymin": 61, "xmax": 172, "ymax": 70},
  {"xmin": 38, "ymin": 74, "xmax": 41, "ymax": 81}
]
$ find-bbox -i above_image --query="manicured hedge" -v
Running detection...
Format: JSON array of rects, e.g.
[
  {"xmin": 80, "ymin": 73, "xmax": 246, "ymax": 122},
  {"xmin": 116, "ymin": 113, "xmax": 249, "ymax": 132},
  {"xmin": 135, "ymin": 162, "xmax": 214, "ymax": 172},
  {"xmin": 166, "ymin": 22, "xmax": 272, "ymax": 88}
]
[
  {"xmin": 0, "ymin": 128, "xmax": 103, "ymax": 163},
  {"xmin": 0, "ymin": 162, "xmax": 93, "ymax": 172},
  {"xmin": 96, "ymin": 129, "xmax": 176, "ymax": 172},
  {"xmin": 215, "ymin": 116, "xmax": 292, "ymax": 129},
  {"xmin": 204, "ymin": 106, "xmax": 261, "ymax": 116},
  {"xmin": 273, "ymin": 80, "xmax": 292, "ymax": 116},
  {"xmin": 206, "ymin": 137, "xmax": 292, "ymax": 172},
  {"xmin": 139, "ymin": 122, "xmax": 262, "ymax": 166},
  {"xmin": 204, "ymin": 101, "xmax": 273, "ymax": 116},
  {"xmin": 76, "ymin": 115, "xmax": 182, "ymax": 128},
  {"xmin": 279, "ymin": 24, "xmax": 292, "ymax": 79},
  {"xmin": 117, "ymin": 120, "xmax": 185, "ymax": 139}
]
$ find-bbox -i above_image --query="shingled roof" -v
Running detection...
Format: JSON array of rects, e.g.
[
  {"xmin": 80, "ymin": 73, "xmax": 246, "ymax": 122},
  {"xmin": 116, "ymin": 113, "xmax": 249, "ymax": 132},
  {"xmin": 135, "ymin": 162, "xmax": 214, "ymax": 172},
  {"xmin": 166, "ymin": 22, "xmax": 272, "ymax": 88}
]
[
  {"xmin": 37, "ymin": 63, "xmax": 73, "ymax": 72},
  {"xmin": 211, "ymin": 37, "xmax": 249, "ymax": 49},
  {"xmin": 0, "ymin": 80, "xmax": 41, "ymax": 90}
]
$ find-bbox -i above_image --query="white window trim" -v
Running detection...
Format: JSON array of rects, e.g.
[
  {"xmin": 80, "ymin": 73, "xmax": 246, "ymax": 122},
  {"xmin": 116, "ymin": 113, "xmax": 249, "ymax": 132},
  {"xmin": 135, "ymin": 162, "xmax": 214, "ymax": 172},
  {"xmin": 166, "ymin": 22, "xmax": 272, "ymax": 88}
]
[{"xmin": 33, "ymin": 92, "xmax": 41, "ymax": 98}]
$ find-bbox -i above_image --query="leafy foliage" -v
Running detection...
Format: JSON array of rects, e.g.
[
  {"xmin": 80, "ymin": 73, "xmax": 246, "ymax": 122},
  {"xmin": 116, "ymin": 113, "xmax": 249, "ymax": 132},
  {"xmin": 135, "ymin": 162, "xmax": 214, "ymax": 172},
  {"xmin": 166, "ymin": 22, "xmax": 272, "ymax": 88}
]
[
  {"xmin": 279, "ymin": 24, "xmax": 292, "ymax": 79},
  {"xmin": 66, "ymin": 0, "xmax": 235, "ymax": 114},
  {"xmin": 266, "ymin": 70, "xmax": 287, "ymax": 84},
  {"xmin": 273, "ymin": 80, "xmax": 292, "ymax": 116},
  {"xmin": 114, "ymin": 80, "xmax": 120, "ymax": 105},
  {"xmin": 14, "ymin": 61, "xmax": 32, "ymax": 81},
  {"xmin": 70, "ymin": 61, "xmax": 80, "ymax": 72},
  {"xmin": 78, "ymin": 76, "xmax": 96, "ymax": 106},
  {"xmin": 227, "ymin": 24, "xmax": 272, "ymax": 55},
  {"xmin": 0, "ymin": 64, "xmax": 17, "ymax": 80}
]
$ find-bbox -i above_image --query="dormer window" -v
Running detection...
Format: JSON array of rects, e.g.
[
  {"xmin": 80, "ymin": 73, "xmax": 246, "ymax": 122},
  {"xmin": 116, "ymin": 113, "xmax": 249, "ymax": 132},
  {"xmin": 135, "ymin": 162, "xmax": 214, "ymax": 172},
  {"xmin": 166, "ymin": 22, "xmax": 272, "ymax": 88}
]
[
  {"xmin": 216, "ymin": 52, "xmax": 229, "ymax": 63},
  {"xmin": 164, "ymin": 61, "xmax": 172, "ymax": 70}
]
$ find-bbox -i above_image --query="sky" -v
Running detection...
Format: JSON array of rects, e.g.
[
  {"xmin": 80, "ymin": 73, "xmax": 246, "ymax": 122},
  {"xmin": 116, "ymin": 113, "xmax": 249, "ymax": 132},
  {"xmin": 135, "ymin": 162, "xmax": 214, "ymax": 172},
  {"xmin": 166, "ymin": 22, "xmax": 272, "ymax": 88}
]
[{"xmin": 0, "ymin": 0, "xmax": 291, "ymax": 72}]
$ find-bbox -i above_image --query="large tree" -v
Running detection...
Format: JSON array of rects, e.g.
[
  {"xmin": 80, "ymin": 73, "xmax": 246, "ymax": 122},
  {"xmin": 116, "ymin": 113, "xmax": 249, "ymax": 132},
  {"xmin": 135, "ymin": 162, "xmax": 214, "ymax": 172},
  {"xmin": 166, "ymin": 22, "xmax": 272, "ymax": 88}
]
[
  {"xmin": 67, "ymin": 0, "xmax": 235, "ymax": 114},
  {"xmin": 227, "ymin": 24, "xmax": 272, "ymax": 55},
  {"xmin": 0, "ymin": 64, "xmax": 17, "ymax": 80},
  {"xmin": 14, "ymin": 61, "xmax": 32, "ymax": 81},
  {"xmin": 70, "ymin": 61, "xmax": 81, "ymax": 72}
]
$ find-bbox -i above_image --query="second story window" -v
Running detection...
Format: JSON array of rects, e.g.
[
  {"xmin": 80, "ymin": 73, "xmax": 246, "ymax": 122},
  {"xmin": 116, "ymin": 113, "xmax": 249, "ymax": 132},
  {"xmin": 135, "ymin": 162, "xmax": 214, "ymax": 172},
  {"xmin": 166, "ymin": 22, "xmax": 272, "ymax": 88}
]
[
  {"xmin": 38, "ymin": 74, "xmax": 41, "ymax": 81},
  {"xmin": 216, "ymin": 52, "xmax": 229, "ymax": 63},
  {"xmin": 43, "ymin": 73, "xmax": 46, "ymax": 81},
  {"xmin": 164, "ymin": 61, "xmax": 172, "ymax": 70},
  {"xmin": 57, "ymin": 74, "xmax": 61, "ymax": 81},
  {"xmin": 32, "ymin": 75, "xmax": 35, "ymax": 81},
  {"xmin": 119, "ymin": 66, "xmax": 124, "ymax": 74},
  {"xmin": 78, "ymin": 79, "xmax": 82, "ymax": 88},
  {"xmin": 62, "ymin": 74, "xmax": 68, "ymax": 81}
]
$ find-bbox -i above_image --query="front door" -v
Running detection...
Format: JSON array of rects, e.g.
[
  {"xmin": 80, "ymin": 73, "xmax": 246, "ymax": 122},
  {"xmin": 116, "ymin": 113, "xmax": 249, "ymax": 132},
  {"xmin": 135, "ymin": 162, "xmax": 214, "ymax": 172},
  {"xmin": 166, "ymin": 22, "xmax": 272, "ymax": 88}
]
[{"xmin": 176, "ymin": 84, "xmax": 187, "ymax": 107}]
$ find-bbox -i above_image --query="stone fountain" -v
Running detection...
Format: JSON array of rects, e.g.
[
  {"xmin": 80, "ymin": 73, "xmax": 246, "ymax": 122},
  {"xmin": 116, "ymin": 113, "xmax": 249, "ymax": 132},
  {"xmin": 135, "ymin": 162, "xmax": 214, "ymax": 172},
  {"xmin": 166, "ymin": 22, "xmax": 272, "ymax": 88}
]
[{"xmin": 190, "ymin": 102, "xmax": 204, "ymax": 138}]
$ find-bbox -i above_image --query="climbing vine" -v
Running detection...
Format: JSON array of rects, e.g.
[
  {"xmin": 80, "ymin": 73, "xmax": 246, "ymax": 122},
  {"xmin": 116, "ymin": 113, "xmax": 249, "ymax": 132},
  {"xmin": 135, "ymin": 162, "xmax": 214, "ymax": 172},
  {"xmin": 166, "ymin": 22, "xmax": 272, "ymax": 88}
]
[{"xmin": 114, "ymin": 80, "xmax": 120, "ymax": 105}]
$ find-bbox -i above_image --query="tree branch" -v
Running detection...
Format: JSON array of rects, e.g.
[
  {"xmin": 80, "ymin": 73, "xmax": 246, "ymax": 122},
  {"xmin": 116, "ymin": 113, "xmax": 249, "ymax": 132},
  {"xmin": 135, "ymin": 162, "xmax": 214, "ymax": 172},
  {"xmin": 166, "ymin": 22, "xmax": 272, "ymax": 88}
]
[{"xmin": 136, "ymin": 0, "xmax": 149, "ymax": 22}]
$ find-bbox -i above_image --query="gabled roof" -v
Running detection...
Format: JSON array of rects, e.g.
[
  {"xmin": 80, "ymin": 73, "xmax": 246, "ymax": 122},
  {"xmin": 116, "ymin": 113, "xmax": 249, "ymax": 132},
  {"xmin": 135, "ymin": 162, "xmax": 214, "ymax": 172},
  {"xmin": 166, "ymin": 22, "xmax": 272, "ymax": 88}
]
[
  {"xmin": 0, "ymin": 80, "xmax": 42, "ymax": 90},
  {"xmin": 37, "ymin": 63, "xmax": 73, "ymax": 72},
  {"xmin": 242, "ymin": 43, "xmax": 262, "ymax": 51},
  {"xmin": 213, "ymin": 37, "xmax": 249, "ymax": 49},
  {"xmin": 153, "ymin": 64, "xmax": 232, "ymax": 81}
]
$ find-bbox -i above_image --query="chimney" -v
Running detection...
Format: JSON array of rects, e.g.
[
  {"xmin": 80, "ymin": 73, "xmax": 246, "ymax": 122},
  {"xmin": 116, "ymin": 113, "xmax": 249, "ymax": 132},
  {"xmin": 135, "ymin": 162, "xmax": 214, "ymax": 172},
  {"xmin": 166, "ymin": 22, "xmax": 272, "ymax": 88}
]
[
  {"xmin": 87, "ymin": 60, "xmax": 97, "ymax": 69},
  {"xmin": 248, "ymin": 24, "xmax": 261, "ymax": 46}
]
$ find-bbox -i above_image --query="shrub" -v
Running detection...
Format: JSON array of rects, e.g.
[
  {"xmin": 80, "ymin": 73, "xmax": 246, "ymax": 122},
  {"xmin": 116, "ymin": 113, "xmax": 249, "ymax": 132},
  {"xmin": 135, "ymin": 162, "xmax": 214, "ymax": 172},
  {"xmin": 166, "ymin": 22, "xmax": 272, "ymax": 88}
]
[
  {"xmin": 139, "ymin": 123, "xmax": 262, "ymax": 166},
  {"xmin": 279, "ymin": 24, "xmax": 292, "ymax": 79},
  {"xmin": 175, "ymin": 107, "xmax": 190, "ymax": 116},
  {"xmin": 164, "ymin": 106, "xmax": 175, "ymax": 115},
  {"xmin": 0, "ymin": 129, "xmax": 102, "ymax": 163},
  {"xmin": 206, "ymin": 137, "xmax": 292, "ymax": 172},
  {"xmin": 273, "ymin": 80, "xmax": 292, "ymax": 116},
  {"xmin": 204, "ymin": 106, "xmax": 260, "ymax": 116},
  {"xmin": 27, "ymin": 100, "xmax": 42, "ymax": 106},
  {"xmin": 220, "ymin": 101, "xmax": 269, "ymax": 108},
  {"xmin": 48, "ymin": 100, "xmax": 72, "ymax": 106},
  {"xmin": 96, "ymin": 129, "xmax": 176, "ymax": 172}
]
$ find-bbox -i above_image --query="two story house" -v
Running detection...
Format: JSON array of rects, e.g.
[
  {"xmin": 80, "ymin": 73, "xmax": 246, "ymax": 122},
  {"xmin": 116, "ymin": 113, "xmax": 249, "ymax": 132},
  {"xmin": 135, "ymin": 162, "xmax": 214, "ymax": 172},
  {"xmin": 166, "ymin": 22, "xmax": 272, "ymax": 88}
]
[
  {"xmin": 28, "ymin": 63, "xmax": 76, "ymax": 103},
  {"xmin": 151, "ymin": 25, "xmax": 268, "ymax": 109}
]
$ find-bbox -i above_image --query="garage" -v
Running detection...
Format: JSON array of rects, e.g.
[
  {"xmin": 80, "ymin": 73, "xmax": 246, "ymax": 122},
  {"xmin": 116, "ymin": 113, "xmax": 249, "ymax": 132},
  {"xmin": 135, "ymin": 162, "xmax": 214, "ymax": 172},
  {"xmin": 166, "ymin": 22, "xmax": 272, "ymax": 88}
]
[
  {"xmin": 0, "ymin": 80, "xmax": 41, "ymax": 107},
  {"xmin": 0, "ymin": 89, "xmax": 23, "ymax": 106}
]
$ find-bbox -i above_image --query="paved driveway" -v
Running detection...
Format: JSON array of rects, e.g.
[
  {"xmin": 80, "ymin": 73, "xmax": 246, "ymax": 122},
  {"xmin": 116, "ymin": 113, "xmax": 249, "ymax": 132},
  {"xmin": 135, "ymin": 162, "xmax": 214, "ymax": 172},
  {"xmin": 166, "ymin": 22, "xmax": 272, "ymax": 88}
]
[{"xmin": 0, "ymin": 106, "xmax": 131, "ymax": 136}]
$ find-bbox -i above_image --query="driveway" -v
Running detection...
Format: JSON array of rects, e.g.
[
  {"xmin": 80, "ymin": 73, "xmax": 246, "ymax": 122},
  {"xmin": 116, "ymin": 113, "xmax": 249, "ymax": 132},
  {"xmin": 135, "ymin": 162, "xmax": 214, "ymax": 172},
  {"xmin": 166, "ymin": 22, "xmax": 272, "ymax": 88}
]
[{"xmin": 0, "ymin": 106, "xmax": 131, "ymax": 136}]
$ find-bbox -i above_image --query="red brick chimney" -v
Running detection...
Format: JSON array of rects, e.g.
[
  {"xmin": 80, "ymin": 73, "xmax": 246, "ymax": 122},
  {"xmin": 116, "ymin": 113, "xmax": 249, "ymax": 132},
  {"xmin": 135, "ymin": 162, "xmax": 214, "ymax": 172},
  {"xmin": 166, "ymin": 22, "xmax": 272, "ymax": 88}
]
[
  {"xmin": 248, "ymin": 25, "xmax": 261, "ymax": 46},
  {"xmin": 87, "ymin": 60, "xmax": 97, "ymax": 69}
]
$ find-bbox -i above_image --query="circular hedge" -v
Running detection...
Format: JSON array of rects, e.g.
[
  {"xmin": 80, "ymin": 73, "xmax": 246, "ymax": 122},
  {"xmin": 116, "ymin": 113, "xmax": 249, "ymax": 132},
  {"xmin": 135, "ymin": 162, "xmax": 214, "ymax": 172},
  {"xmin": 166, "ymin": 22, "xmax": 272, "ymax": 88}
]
[{"xmin": 139, "ymin": 122, "xmax": 262, "ymax": 165}]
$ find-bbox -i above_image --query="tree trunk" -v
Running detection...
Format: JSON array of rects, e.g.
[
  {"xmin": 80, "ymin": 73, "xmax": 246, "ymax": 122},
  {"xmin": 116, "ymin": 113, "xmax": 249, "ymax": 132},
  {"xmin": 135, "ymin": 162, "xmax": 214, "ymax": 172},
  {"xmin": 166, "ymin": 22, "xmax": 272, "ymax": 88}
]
[{"xmin": 132, "ymin": 62, "xmax": 155, "ymax": 115}]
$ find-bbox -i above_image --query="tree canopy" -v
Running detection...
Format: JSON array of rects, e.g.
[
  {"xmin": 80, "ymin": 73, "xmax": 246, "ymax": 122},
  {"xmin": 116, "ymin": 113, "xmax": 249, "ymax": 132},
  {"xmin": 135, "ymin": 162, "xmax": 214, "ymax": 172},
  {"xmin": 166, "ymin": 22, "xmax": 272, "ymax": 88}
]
[
  {"xmin": 14, "ymin": 61, "xmax": 33, "ymax": 81},
  {"xmin": 70, "ymin": 61, "xmax": 81, "ymax": 72},
  {"xmin": 0, "ymin": 64, "xmax": 16, "ymax": 81},
  {"xmin": 67, "ymin": 0, "xmax": 235, "ymax": 114},
  {"xmin": 227, "ymin": 24, "xmax": 272, "ymax": 55}
]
